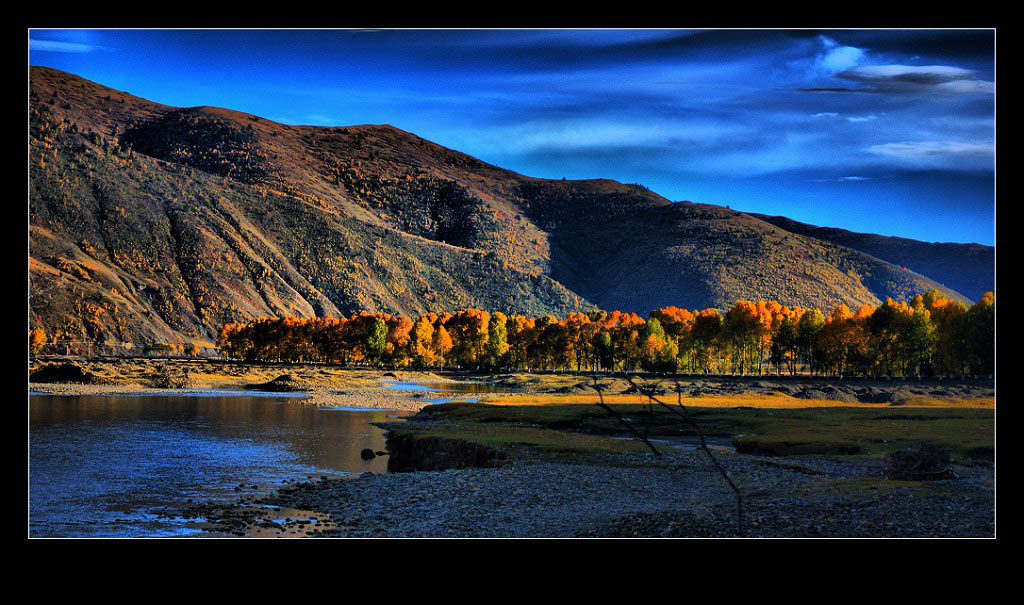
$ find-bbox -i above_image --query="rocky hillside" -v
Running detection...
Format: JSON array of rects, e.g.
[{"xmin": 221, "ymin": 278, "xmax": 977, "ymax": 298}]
[
  {"xmin": 28, "ymin": 67, "xmax": 971, "ymax": 353},
  {"xmin": 749, "ymin": 213, "xmax": 994, "ymax": 302}
]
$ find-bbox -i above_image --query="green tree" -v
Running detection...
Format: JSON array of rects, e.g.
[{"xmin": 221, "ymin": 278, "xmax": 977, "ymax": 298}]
[
  {"xmin": 797, "ymin": 308, "xmax": 825, "ymax": 375},
  {"xmin": 485, "ymin": 312, "xmax": 510, "ymax": 369},
  {"xmin": 366, "ymin": 317, "xmax": 388, "ymax": 365}
]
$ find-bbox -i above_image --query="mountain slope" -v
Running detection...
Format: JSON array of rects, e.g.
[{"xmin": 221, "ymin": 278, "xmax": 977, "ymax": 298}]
[
  {"xmin": 748, "ymin": 213, "xmax": 993, "ymax": 302},
  {"xmin": 28, "ymin": 67, "xmax": 971, "ymax": 352}
]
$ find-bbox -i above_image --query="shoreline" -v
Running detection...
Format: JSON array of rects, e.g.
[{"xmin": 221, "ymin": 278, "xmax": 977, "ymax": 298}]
[{"xmin": 28, "ymin": 382, "xmax": 480, "ymax": 412}]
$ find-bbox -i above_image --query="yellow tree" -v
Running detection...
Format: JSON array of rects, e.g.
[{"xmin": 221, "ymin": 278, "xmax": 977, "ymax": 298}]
[
  {"xmin": 725, "ymin": 301, "xmax": 760, "ymax": 375},
  {"xmin": 561, "ymin": 312, "xmax": 592, "ymax": 371},
  {"xmin": 30, "ymin": 327, "xmax": 47, "ymax": 355},
  {"xmin": 385, "ymin": 315, "xmax": 414, "ymax": 366},
  {"xmin": 410, "ymin": 315, "xmax": 437, "ymax": 367},
  {"xmin": 431, "ymin": 324, "xmax": 454, "ymax": 369},
  {"xmin": 650, "ymin": 306, "xmax": 695, "ymax": 370},
  {"xmin": 817, "ymin": 304, "xmax": 853, "ymax": 376}
]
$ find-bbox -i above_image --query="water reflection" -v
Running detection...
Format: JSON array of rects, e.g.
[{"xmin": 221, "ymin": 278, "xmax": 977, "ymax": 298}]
[
  {"xmin": 29, "ymin": 394, "xmax": 412, "ymax": 538},
  {"xmin": 383, "ymin": 381, "xmax": 512, "ymax": 394}
]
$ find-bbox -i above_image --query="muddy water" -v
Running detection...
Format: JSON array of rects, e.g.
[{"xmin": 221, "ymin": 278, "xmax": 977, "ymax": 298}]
[{"xmin": 29, "ymin": 393, "xmax": 412, "ymax": 537}]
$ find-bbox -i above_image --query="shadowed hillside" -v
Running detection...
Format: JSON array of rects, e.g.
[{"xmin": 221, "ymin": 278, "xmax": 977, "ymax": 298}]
[{"xmin": 29, "ymin": 66, "xmax": 971, "ymax": 353}]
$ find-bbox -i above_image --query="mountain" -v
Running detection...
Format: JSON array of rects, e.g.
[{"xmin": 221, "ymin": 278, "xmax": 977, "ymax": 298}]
[
  {"xmin": 747, "ymin": 213, "xmax": 993, "ymax": 302},
  {"xmin": 28, "ymin": 67, "xmax": 974, "ymax": 352}
]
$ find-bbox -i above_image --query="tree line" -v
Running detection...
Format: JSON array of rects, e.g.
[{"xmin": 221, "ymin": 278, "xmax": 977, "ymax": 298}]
[{"xmin": 213, "ymin": 288, "xmax": 994, "ymax": 379}]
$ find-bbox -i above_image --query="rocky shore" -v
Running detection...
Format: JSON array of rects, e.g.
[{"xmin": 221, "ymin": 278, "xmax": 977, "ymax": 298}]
[{"xmin": 181, "ymin": 444, "xmax": 994, "ymax": 538}]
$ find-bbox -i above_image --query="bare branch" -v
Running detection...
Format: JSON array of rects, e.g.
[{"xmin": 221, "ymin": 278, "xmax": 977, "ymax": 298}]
[
  {"xmin": 589, "ymin": 374, "xmax": 661, "ymax": 457},
  {"xmin": 621, "ymin": 374, "xmax": 745, "ymax": 537}
]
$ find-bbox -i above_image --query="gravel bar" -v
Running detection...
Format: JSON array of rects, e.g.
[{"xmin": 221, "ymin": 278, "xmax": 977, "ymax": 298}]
[{"xmin": 181, "ymin": 446, "xmax": 994, "ymax": 538}]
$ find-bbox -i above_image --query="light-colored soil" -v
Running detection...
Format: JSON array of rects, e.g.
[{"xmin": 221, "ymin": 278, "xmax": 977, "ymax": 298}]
[{"xmin": 29, "ymin": 357, "xmax": 475, "ymax": 411}]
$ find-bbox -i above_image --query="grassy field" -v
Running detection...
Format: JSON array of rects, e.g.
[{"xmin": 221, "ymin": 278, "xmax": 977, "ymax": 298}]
[{"xmin": 403, "ymin": 391, "xmax": 994, "ymax": 463}]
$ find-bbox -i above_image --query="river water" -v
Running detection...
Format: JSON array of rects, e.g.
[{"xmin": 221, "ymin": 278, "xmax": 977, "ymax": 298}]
[{"xmin": 29, "ymin": 392, "xmax": 415, "ymax": 538}]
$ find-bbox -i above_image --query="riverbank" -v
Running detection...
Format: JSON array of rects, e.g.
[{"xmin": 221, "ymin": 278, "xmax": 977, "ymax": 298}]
[
  {"xmin": 29, "ymin": 357, "xmax": 480, "ymax": 411},
  {"xmin": 182, "ymin": 443, "xmax": 994, "ymax": 538}
]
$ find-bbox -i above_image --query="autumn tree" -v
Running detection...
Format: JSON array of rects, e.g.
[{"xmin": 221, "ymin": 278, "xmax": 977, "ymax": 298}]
[
  {"xmin": 797, "ymin": 308, "xmax": 825, "ymax": 375},
  {"xmin": 385, "ymin": 315, "xmax": 414, "ymax": 366},
  {"xmin": 30, "ymin": 327, "xmax": 47, "ymax": 355},
  {"xmin": 431, "ymin": 324, "xmax": 453, "ymax": 369},
  {"xmin": 725, "ymin": 301, "xmax": 760, "ymax": 375},
  {"xmin": 902, "ymin": 298, "xmax": 937, "ymax": 377},
  {"xmin": 770, "ymin": 315, "xmax": 798, "ymax": 375},
  {"xmin": 868, "ymin": 299, "xmax": 913, "ymax": 377},
  {"xmin": 505, "ymin": 315, "xmax": 534, "ymax": 371},
  {"xmin": 650, "ymin": 306, "xmax": 695, "ymax": 370},
  {"xmin": 928, "ymin": 296, "xmax": 970, "ymax": 377},
  {"xmin": 210, "ymin": 293, "xmax": 992, "ymax": 377},
  {"xmin": 409, "ymin": 315, "xmax": 436, "ymax": 367},
  {"xmin": 967, "ymin": 291, "xmax": 994, "ymax": 377},
  {"xmin": 692, "ymin": 309, "xmax": 723, "ymax": 374}
]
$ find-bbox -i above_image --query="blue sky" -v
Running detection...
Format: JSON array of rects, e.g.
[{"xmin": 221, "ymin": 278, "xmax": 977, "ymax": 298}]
[{"xmin": 29, "ymin": 29, "xmax": 995, "ymax": 245}]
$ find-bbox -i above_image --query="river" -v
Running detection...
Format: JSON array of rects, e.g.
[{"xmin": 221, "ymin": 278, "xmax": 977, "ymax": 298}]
[{"xmin": 29, "ymin": 390, "xmax": 419, "ymax": 538}]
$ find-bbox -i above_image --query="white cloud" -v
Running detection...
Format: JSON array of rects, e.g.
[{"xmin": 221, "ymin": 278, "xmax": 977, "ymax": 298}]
[
  {"xmin": 476, "ymin": 119, "xmax": 751, "ymax": 153},
  {"xmin": 812, "ymin": 112, "xmax": 839, "ymax": 118},
  {"xmin": 846, "ymin": 115, "xmax": 878, "ymax": 123},
  {"xmin": 819, "ymin": 46, "xmax": 865, "ymax": 73},
  {"xmin": 814, "ymin": 35, "xmax": 865, "ymax": 74}
]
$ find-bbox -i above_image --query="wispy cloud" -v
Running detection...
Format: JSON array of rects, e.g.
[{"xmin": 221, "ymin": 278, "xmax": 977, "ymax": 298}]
[
  {"xmin": 846, "ymin": 115, "xmax": 878, "ymax": 123},
  {"xmin": 30, "ymin": 38, "xmax": 105, "ymax": 53},
  {"xmin": 836, "ymin": 65, "xmax": 994, "ymax": 94},
  {"xmin": 866, "ymin": 141, "xmax": 993, "ymax": 157}
]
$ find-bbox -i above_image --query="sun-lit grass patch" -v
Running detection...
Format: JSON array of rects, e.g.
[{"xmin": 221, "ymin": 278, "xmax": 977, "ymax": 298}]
[
  {"xmin": 478, "ymin": 391, "xmax": 994, "ymax": 409},
  {"xmin": 418, "ymin": 398, "xmax": 993, "ymax": 460}
]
